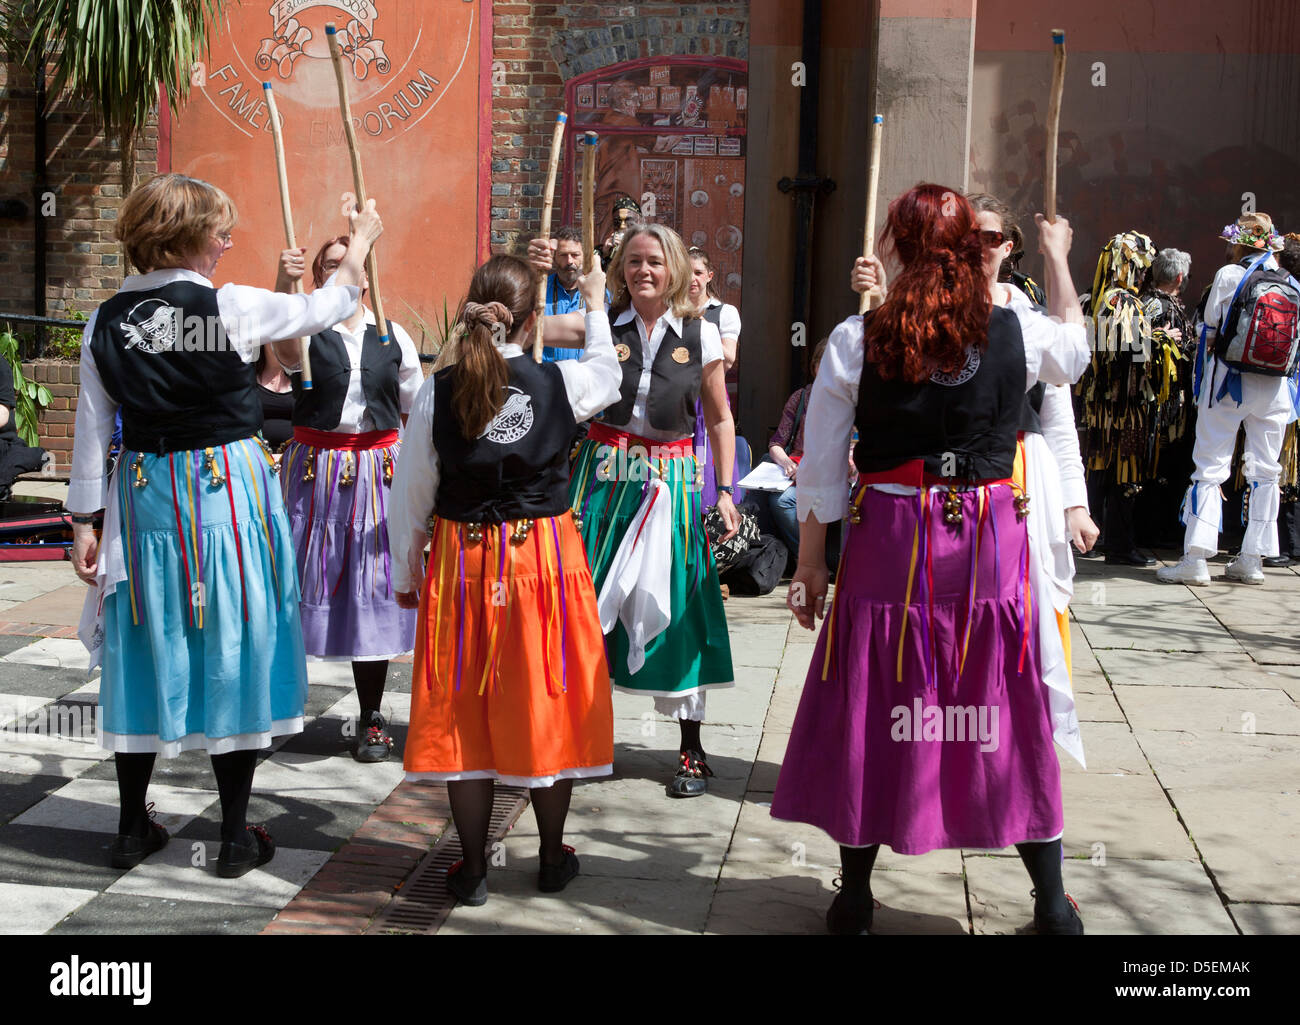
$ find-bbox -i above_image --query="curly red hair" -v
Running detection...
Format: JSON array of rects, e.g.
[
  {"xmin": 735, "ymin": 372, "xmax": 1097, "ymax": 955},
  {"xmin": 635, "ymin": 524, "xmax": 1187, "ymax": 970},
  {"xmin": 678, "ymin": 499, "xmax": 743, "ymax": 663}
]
[{"xmin": 862, "ymin": 184, "xmax": 991, "ymax": 383}]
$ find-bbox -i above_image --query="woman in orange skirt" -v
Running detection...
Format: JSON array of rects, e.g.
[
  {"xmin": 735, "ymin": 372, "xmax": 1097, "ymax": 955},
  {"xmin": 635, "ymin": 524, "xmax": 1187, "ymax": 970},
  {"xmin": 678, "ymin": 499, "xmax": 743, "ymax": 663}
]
[{"xmin": 388, "ymin": 254, "xmax": 621, "ymax": 906}]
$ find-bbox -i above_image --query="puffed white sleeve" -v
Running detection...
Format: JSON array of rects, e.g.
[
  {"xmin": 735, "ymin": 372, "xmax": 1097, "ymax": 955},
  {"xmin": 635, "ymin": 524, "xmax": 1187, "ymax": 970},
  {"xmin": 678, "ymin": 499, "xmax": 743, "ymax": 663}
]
[
  {"xmin": 795, "ymin": 316, "xmax": 862, "ymax": 524},
  {"xmin": 719, "ymin": 303, "xmax": 742, "ymax": 341},
  {"xmin": 388, "ymin": 372, "xmax": 440, "ymax": 595},
  {"xmin": 557, "ymin": 309, "xmax": 622, "ymax": 422},
  {"xmin": 1015, "ymin": 300, "xmax": 1089, "ymax": 389},
  {"xmin": 66, "ymin": 311, "xmax": 117, "ymax": 514},
  {"xmin": 700, "ymin": 318, "xmax": 724, "ymax": 367},
  {"xmin": 392, "ymin": 320, "xmax": 423, "ymax": 415},
  {"xmin": 217, "ymin": 282, "xmax": 360, "ymax": 363},
  {"xmin": 1039, "ymin": 383, "xmax": 1088, "ymax": 511}
]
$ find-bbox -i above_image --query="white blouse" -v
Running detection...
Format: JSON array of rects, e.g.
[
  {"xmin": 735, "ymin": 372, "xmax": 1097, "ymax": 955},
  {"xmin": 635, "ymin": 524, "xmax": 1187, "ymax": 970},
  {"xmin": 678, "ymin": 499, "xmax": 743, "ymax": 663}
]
[
  {"xmin": 704, "ymin": 297, "xmax": 742, "ymax": 340},
  {"xmin": 67, "ymin": 268, "xmax": 360, "ymax": 514},
  {"xmin": 387, "ymin": 309, "xmax": 622, "ymax": 594},
  {"xmin": 606, "ymin": 307, "xmax": 724, "ymax": 443},
  {"xmin": 276, "ymin": 307, "xmax": 423, "ymax": 433},
  {"xmin": 797, "ymin": 309, "xmax": 1089, "ymax": 524}
]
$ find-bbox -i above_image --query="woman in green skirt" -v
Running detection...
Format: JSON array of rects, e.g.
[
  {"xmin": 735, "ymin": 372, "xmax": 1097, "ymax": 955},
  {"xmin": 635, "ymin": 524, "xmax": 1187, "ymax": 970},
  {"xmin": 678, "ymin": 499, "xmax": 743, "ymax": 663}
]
[{"xmin": 531, "ymin": 224, "xmax": 739, "ymax": 797}]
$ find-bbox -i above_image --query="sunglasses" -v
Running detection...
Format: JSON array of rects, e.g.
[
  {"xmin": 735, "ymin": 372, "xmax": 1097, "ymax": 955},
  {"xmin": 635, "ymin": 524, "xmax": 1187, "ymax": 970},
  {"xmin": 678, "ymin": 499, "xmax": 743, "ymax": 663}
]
[{"xmin": 977, "ymin": 229, "xmax": 1008, "ymax": 247}]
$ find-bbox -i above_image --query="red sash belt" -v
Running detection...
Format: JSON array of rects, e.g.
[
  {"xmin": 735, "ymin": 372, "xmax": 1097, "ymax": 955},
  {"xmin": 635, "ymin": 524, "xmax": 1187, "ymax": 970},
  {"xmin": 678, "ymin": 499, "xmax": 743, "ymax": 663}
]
[
  {"xmin": 856, "ymin": 458, "xmax": 1011, "ymax": 490},
  {"xmin": 292, "ymin": 427, "xmax": 398, "ymax": 451},
  {"xmin": 587, "ymin": 421, "xmax": 694, "ymax": 458}
]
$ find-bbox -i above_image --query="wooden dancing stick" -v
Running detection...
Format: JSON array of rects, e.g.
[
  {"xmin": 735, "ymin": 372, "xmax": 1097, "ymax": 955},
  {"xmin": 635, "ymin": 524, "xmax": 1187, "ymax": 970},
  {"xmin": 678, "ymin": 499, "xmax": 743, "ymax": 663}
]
[
  {"xmin": 858, "ymin": 114, "xmax": 884, "ymax": 315},
  {"xmin": 262, "ymin": 82, "xmax": 313, "ymax": 389},
  {"xmin": 325, "ymin": 22, "xmax": 391, "ymax": 345},
  {"xmin": 535, "ymin": 112, "xmax": 568, "ymax": 362},
  {"xmin": 1045, "ymin": 29, "xmax": 1067, "ymax": 223},
  {"xmin": 581, "ymin": 131, "xmax": 598, "ymax": 274}
]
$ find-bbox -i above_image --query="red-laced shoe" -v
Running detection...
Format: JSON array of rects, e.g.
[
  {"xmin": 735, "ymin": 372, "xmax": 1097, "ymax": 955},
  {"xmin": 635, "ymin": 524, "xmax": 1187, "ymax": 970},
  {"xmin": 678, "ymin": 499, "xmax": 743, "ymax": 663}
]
[
  {"xmin": 353, "ymin": 712, "xmax": 394, "ymax": 763},
  {"xmin": 667, "ymin": 749, "xmax": 714, "ymax": 798},
  {"xmin": 538, "ymin": 844, "xmax": 580, "ymax": 893}
]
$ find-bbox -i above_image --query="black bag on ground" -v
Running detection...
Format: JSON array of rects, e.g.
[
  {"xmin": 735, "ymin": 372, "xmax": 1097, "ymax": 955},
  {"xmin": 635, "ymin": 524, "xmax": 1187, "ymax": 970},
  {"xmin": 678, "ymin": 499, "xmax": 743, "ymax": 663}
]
[{"xmin": 720, "ymin": 533, "xmax": 788, "ymax": 596}]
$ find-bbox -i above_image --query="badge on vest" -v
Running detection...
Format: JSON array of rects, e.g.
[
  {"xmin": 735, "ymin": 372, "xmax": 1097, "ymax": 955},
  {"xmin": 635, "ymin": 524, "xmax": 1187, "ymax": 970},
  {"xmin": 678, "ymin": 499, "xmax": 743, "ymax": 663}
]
[
  {"xmin": 671, "ymin": 346, "xmax": 690, "ymax": 364},
  {"xmin": 615, "ymin": 343, "xmax": 631, "ymax": 362},
  {"xmin": 121, "ymin": 300, "xmax": 181, "ymax": 354},
  {"xmin": 930, "ymin": 348, "xmax": 981, "ymax": 387},
  {"xmin": 479, "ymin": 386, "xmax": 535, "ymax": 444}
]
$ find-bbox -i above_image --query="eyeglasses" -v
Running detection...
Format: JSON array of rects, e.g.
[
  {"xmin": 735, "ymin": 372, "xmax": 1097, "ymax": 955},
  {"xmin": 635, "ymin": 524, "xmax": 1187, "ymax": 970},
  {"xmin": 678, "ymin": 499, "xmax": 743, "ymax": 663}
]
[
  {"xmin": 214, "ymin": 231, "xmax": 233, "ymax": 244},
  {"xmin": 977, "ymin": 230, "xmax": 1007, "ymax": 247}
]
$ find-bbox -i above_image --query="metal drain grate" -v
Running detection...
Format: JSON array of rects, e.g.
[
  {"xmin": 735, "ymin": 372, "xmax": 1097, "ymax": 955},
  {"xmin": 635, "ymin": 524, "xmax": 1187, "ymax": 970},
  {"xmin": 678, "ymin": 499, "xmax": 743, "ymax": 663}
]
[{"xmin": 367, "ymin": 784, "xmax": 530, "ymax": 934}]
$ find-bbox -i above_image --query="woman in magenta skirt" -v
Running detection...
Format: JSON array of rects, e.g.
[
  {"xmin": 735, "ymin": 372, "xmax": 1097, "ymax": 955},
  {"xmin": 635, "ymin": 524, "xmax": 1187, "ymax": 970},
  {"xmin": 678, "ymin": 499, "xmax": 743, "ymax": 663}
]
[{"xmin": 770, "ymin": 184, "xmax": 1091, "ymax": 935}]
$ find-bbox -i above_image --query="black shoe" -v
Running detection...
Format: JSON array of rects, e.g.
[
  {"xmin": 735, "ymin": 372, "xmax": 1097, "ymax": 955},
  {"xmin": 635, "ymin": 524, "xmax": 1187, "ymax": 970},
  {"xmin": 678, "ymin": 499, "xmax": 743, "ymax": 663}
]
[
  {"xmin": 667, "ymin": 750, "xmax": 713, "ymax": 798},
  {"xmin": 447, "ymin": 860, "xmax": 488, "ymax": 906},
  {"xmin": 1263, "ymin": 555, "xmax": 1293, "ymax": 568},
  {"xmin": 826, "ymin": 879, "xmax": 875, "ymax": 935},
  {"xmin": 1105, "ymin": 549, "xmax": 1156, "ymax": 567},
  {"xmin": 538, "ymin": 845, "xmax": 580, "ymax": 893},
  {"xmin": 1076, "ymin": 546, "xmax": 1103, "ymax": 560},
  {"xmin": 217, "ymin": 824, "xmax": 276, "ymax": 878},
  {"xmin": 109, "ymin": 818, "xmax": 169, "ymax": 869},
  {"xmin": 1029, "ymin": 891, "xmax": 1085, "ymax": 935},
  {"xmin": 353, "ymin": 712, "xmax": 394, "ymax": 763}
]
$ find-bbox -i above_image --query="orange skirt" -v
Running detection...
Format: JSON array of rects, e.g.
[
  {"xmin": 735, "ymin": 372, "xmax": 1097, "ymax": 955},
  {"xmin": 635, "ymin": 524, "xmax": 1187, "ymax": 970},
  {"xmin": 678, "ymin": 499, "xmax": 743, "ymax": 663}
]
[{"xmin": 403, "ymin": 512, "xmax": 614, "ymax": 787}]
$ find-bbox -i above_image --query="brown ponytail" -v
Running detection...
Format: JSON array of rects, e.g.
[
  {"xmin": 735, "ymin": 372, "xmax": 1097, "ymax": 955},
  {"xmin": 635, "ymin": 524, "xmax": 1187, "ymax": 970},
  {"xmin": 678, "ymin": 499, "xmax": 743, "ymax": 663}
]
[{"xmin": 452, "ymin": 255, "xmax": 536, "ymax": 439}]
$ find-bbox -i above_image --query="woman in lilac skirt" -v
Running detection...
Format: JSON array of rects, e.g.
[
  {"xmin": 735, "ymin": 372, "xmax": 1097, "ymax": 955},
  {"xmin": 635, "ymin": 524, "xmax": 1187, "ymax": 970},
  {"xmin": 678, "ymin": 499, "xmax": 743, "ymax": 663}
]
[
  {"xmin": 273, "ymin": 234, "xmax": 423, "ymax": 762},
  {"xmin": 770, "ymin": 184, "xmax": 1090, "ymax": 935}
]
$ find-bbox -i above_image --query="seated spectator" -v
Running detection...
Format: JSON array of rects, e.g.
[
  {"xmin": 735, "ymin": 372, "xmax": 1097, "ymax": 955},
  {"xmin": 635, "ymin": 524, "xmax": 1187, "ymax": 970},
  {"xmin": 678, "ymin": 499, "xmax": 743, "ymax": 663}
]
[{"xmin": 0, "ymin": 365, "xmax": 47, "ymax": 502}]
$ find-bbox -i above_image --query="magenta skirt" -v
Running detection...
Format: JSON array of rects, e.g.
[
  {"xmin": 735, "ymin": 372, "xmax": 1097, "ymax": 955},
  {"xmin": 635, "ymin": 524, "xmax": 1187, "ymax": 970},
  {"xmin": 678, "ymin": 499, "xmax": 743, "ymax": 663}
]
[{"xmin": 770, "ymin": 484, "xmax": 1064, "ymax": 854}]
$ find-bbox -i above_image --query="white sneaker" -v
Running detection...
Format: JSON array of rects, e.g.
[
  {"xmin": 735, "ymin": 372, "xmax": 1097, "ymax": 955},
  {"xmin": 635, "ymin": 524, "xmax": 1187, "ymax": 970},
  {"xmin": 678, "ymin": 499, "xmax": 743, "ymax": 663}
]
[
  {"xmin": 1156, "ymin": 556, "xmax": 1211, "ymax": 585},
  {"xmin": 1224, "ymin": 554, "xmax": 1266, "ymax": 585}
]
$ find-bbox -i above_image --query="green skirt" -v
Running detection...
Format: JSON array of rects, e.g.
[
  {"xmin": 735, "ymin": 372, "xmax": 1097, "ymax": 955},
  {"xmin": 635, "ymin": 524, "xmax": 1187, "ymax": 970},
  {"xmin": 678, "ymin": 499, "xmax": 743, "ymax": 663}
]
[{"xmin": 568, "ymin": 435, "xmax": 733, "ymax": 696}]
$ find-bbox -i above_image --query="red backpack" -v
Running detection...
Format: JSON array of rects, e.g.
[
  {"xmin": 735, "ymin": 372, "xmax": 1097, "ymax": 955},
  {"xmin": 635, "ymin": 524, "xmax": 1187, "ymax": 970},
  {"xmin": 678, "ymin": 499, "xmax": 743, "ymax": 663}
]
[{"xmin": 1214, "ymin": 254, "xmax": 1300, "ymax": 376}]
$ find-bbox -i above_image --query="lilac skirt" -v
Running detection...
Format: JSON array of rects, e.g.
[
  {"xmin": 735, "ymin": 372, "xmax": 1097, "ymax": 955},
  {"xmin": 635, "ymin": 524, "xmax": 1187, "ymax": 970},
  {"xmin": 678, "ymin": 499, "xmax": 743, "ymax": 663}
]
[
  {"xmin": 280, "ymin": 438, "xmax": 417, "ymax": 661},
  {"xmin": 770, "ymin": 484, "xmax": 1064, "ymax": 854}
]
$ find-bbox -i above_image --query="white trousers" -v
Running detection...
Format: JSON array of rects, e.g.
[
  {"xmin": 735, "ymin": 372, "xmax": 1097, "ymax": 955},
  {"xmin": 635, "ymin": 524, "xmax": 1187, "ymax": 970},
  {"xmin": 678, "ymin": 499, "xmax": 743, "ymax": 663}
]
[{"xmin": 1182, "ymin": 360, "xmax": 1293, "ymax": 557}]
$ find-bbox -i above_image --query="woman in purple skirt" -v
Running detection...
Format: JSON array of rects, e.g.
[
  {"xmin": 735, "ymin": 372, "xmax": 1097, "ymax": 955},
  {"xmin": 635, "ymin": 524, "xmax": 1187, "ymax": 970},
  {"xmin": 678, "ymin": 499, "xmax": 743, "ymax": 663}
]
[
  {"xmin": 770, "ymin": 184, "xmax": 1090, "ymax": 935},
  {"xmin": 273, "ymin": 235, "xmax": 423, "ymax": 762}
]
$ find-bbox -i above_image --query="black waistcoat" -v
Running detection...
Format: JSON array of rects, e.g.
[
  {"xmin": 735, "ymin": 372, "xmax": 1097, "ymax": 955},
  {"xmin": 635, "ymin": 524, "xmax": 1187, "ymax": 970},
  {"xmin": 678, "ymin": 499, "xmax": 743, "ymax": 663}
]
[
  {"xmin": 702, "ymin": 303, "xmax": 722, "ymax": 328},
  {"xmin": 1020, "ymin": 383, "xmax": 1046, "ymax": 435},
  {"xmin": 601, "ymin": 312, "xmax": 703, "ymax": 438},
  {"xmin": 854, "ymin": 306, "xmax": 1027, "ymax": 481},
  {"xmin": 432, "ymin": 356, "xmax": 577, "ymax": 522},
  {"xmin": 291, "ymin": 321, "xmax": 402, "ymax": 431},
  {"xmin": 89, "ymin": 281, "xmax": 261, "ymax": 453}
]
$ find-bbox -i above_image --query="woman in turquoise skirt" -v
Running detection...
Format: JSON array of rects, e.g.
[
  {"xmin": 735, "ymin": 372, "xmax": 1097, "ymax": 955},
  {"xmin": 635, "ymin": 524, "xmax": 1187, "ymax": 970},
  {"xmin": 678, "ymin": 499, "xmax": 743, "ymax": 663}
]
[
  {"xmin": 531, "ymin": 223, "xmax": 739, "ymax": 797},
  {"xmin": 67, "ymin": 174, "xmax": 383, "ymax": 876}
]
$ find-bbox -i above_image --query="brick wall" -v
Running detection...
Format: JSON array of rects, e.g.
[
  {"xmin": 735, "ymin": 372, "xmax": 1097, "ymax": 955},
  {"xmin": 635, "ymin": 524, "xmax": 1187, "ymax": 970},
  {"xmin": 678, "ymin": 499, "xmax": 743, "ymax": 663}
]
[
  {"xmin": 19, "ymin": 362, "xmax": 77, "ymax": 473},
  {"xmin": 0, "ymin": 58, "xmax": 159, "ymax": 320},
  {"xmin": 490, "ymin": 2, "xmax": 749, "ymax": 252}
]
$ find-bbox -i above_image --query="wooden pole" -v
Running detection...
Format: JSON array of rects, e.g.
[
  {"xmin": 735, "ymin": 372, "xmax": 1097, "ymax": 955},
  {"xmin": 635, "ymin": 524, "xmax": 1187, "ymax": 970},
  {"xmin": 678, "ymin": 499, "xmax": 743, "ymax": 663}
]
[
  {"xmin": 581, "ymin": 131, "xmax": 598, "ymax": 274},
  {"xmin": 262, "ymin": 82, "xmax": 313, "ymax": 389},
  {"xmin": 858, "ymin": 114, "xmax": 884, "ymax": 315},
  {"xmin": 534, "ymin": 113, "xmax": 568, "ymax": 362},
  {"xmin": 325, "ymin": 23, "xmax": 390, "ymax": 345},
  {"xmin": 1045, "ymin": 29, "xmax": 1067, "ymax": 223}
]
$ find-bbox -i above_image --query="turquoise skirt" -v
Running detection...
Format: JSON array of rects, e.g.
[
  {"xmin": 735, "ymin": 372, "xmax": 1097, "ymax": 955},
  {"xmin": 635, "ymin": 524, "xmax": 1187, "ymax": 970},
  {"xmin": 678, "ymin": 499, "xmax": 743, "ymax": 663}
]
[{"xmin": 98, "ymin": 436, "xmax": 308, "ymax": 756}]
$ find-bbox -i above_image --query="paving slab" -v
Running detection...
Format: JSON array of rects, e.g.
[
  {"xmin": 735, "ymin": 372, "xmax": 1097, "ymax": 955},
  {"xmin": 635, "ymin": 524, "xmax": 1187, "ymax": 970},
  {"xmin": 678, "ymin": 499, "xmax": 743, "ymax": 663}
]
[
  {"xmin": 1166, "ymin": 786, "xmax": 1300, "ymax": 905},
  {"xmin": 747, "ymin": 729, "xmax": 788, "ymax": 793},
  {"xmin": 175, "ymin": 793, "xmax": 375, "ymax": 854},
  {"xmin": 1073, "ymin": 602, "xmax": 1245, "ymax": 653},
  {"xmin": 1061, "ymin": 721, "xmax": 1150, "ymax": 776},
  {"xmin": 965, "ymin": 853, "xmax": 1236, "ymax": 934},
  {"xmin": 0, "ymin": 730, "xmax": 109, "ymax": 777},
  {"xmin": 48, "ymin": 892, "xmax": 279, "ymax": 935},
  {"xmin": 1115, "ymin": 685, "xmax": 1300, "ymax": 736},
  {"xmin": 249, "ymin": 749, "xmax": 406, "ymax": 806},
  {"xmin": 1093, "ymin": 649, "xmax": 1284, "ymax": 688},
  {"xmin": 1227, "ymin": 902, "xmax": 1300, "ymax": 934},
  {"xmin": 104, "ymin": 839, "xmax": 330, "ymax": 908},
  {"xmin": 0, "ymin": 771, "xmax": 68, "ymax": 825},
  {"xmin": 1059, "ymin": 770, "xmax": 1198, "ymax": 862},
  {"xmin": 1073, "ymin": 686, "xmax": 1126, "ymax": 722},
  {"xmin": 0, "ymin": 692, "xmax": 51, "ymax": 728},
  {"xmin": 0, "ymin": 637, "xmax": 91, "ymax": 670},
  {"xmin": 1134, "ymin": 729, "xmax": 1300, "ymax": 789},
  {"xmin": 0, "ymin": 881, "xmax": 99, "ymax": 934},
  {"xmin": 0, "ymin": 824, "xmax": 129, "ymax": 889},
  {"xmin": 3, "ymin": 584, "xmax": 87, "ymax": 627},
  {"xmin": 13, "ymin": 776, "xmax": 218, "ymax": 835}
]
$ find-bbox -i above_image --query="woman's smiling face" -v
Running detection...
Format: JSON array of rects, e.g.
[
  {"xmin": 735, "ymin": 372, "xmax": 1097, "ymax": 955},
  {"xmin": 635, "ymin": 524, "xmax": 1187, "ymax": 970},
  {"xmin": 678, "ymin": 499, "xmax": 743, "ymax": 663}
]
[{"xmin": 622, "ymin": 233, "xmax": 669, "ymax": 305}]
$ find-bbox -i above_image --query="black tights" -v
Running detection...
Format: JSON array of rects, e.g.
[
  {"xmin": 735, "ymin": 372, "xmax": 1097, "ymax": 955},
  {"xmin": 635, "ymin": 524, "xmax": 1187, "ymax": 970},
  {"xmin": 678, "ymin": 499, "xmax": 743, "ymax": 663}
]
[
  {"xmin": 836, "ymin": 840, "xmax": 1068, "ymax": 915},
  {"xmin": 115, "ymin": 749, "xmax": 259, "ymax": 844},
  {"xmin": 679, "ymin": 719, "xmax": 704, "ymax": 757},
  {"xmin": 447, "ymin": 778, "xmax": 574, "ymax": 877},
  {"xmin": 353, "ymin": 659, "xmax": 388, "ymax": 719}
]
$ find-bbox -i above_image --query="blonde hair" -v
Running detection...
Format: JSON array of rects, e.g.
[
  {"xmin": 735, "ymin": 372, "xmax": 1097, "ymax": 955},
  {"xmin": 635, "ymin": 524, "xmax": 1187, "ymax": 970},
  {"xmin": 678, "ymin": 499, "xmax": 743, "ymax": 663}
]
[
  {"xmin": 608, "ymin": 223, "xmax": 696, "ymax": 319},
  {"xmin": 115, "ymin": 173, "xmax": 237, "ymax": 273}
]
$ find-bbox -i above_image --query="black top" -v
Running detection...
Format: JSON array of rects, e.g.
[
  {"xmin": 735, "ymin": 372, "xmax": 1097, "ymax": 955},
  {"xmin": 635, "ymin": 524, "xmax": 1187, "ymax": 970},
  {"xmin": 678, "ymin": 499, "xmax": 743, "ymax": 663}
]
[
  {"xmin": 88, "ymin": 280, "xmax": 262, "ymax": 453},
  {"xmin": 601, "ymin": 313, "xmax": 703, "ymax": 438},
  {"xmin": 258, "ymin": 384, "xmax": 295, "ymax": 449},
  {"xmin": 290, "ymin": 321, "xmax": 403, "ymax": 432},
  {"xmin": 854, "ymin": 306, "xmax": 1028, "ymax": 481},
  {"xmin": 0, "ymin": 360, "xmax": 17, "ymax": 444},
  {"xmin": 432, "ymin": 356, "xmax": 577, "ymax": 523}
]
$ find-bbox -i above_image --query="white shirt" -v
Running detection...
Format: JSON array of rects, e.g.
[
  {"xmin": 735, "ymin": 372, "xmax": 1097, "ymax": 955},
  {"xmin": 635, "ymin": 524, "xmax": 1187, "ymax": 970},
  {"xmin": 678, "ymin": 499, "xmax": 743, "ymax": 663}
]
[
  {"xmin": 606, "ymin": 307, "xmax": 724, "ymax": 443},
  {"xmin": 797, "ymin": 310, "xmax": 1090, "ymax": 524},
  {"xmin": 67, "ymin": 268, "xmax": 360, "ymax": 513},
  {"xmin": 387, "ymin": 309, "xmax": 622, "ymax": 594},
  {"xmin": 704, "ymin": 297, "xmax": 742, "ymax": 341},
  {"xmin": 278, "ymin": 307, "xmax": 423, "ymax": 432}
]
